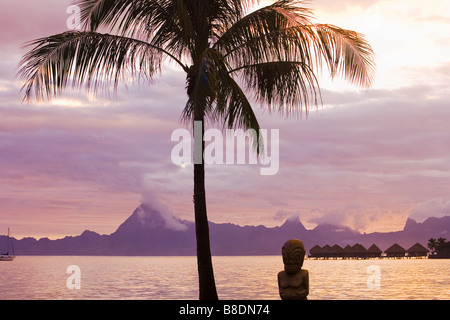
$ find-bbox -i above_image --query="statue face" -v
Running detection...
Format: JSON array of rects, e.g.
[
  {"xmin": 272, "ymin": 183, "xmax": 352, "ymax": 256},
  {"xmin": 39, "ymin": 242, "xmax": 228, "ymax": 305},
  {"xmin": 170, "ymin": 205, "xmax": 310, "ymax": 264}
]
[{"xmin": 282, "ymin": 239, "xmax": 305, "ymax": 274}]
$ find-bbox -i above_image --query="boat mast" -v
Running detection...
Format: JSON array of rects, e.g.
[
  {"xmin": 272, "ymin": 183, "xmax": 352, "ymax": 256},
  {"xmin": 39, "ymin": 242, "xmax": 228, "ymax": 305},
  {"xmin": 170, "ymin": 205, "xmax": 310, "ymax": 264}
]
[{"xmin": 7, "ymin": 227, "xmax": 15, "ymax": 257}]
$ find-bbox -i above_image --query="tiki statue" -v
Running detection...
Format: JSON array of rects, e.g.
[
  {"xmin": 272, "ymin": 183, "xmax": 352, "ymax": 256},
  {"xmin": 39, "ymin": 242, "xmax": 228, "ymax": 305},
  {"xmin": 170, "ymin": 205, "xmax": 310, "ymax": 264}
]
[{"xmin": 278, "ymin": 239, "xmax": 309, "ymax": 300}]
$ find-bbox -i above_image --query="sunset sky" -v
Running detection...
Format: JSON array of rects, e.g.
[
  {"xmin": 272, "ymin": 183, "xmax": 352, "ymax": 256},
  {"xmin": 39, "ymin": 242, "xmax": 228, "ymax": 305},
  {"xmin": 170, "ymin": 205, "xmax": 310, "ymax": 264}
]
[{"xmin": 1, "ymin": 0, "xmax": 450, "ymax": 239}]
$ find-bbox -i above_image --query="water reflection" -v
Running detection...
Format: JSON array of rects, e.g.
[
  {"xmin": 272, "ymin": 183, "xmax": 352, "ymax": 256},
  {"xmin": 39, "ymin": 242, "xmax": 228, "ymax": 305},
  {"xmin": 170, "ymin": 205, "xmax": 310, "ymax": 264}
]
[{"xmin": 0, "ymin": 256, "xmax": 448, "ymax": 299}]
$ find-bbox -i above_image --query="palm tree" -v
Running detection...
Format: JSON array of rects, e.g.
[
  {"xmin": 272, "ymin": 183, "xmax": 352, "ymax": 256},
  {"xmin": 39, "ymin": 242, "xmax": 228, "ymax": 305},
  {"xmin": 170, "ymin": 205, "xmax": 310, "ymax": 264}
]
[
  {"xmin": 428, "ymin": 238, "xmax": 438, "ymax": 254},
  {"xmin": 18, "ymin": 0, "xmax": 374, "ymax": 299},
  {"xmin": 437, "ymin": 237, "xmax": 447, "ymax": 249}
]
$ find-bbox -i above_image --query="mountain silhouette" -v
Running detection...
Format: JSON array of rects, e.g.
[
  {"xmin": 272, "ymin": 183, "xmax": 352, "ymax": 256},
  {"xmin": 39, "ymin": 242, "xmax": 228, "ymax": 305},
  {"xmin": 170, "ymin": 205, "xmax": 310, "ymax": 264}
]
[
  {"xmin": 108, "ymin": 204, "xmax": 195, "ymax": 255},
  {"xmin": 4, "ymin": 204, "xmax": 450, "ymax": 255}
]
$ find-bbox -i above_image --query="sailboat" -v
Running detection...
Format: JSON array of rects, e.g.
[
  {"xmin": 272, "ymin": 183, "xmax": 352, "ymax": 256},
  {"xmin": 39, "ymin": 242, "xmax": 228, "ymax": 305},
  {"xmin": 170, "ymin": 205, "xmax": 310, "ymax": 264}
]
[{"xmin": 0, "ymin": 227, "xmax": 15, "ymax": 261}]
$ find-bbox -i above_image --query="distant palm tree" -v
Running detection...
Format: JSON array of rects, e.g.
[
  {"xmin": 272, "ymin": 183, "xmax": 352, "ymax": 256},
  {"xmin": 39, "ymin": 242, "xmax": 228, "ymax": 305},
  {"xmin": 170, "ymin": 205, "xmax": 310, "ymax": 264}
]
[
  {"xmin": 437, "ymin": 237, "xmax": 447, "ymax": 248},
  {"xmin": 428, "ymin": 238, "xmax": 438, "ymax": 254},
  {"xmin": 18, "ymin": 0, "xmax": 374, "ymax": 299}
]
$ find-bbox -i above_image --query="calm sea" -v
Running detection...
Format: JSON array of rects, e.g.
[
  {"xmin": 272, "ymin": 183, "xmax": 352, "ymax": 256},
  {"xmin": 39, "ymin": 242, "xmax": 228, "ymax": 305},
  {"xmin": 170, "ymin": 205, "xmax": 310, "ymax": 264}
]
[{"xmin": 0, "ymin": 256, "xmax": 449, "ymax": 300}]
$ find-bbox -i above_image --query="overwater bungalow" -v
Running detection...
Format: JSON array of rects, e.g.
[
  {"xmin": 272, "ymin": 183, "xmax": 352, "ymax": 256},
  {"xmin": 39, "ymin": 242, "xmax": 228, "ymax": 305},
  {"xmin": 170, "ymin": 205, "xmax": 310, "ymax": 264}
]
[
  {"xmin": 321, "ymin": 244, "xmax": 332, "ymax": 259},
  {"xmin": 309, "ymin": 245, "xmax": 323, "ymax": 258},
  {"xmin": 308, "ymin": 242, "xmax": 431, "ymax": 260},
  {"xmin": 343, "ymin": 244, "xmax": 353, "ymax": 259},
  {"xmin": 350, "ymin": 243, "xmax": 367, "ymax": 259},
  {"xmin": 385, "ymin": 243, "xmax": 406, "ymax": 258},
  {"xmin": 330, "ymin": 244, "xmax": 345, "ymax": 259},
  {"xmin": 367, "ymin": 244, "xmax": 382, "ymax": 258},
  {"xmin": 406, "ymin": 243, "xmax": 428, "ymax": 257}
]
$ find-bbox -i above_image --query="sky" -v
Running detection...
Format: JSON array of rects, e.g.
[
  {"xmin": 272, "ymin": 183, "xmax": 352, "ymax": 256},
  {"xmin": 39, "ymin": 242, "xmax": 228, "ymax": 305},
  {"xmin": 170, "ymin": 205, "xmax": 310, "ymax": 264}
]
[{"xmin": 1, "ymin": 0, "xmax": 450, "ymax": 239}]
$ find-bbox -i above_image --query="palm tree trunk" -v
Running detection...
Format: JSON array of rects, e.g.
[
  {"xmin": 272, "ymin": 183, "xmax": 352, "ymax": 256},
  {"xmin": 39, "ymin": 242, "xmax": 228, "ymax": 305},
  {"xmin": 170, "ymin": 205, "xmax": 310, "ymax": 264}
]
[{"xmin": 193, "ymin": 113, "xmax": 219, "ymax": 300}]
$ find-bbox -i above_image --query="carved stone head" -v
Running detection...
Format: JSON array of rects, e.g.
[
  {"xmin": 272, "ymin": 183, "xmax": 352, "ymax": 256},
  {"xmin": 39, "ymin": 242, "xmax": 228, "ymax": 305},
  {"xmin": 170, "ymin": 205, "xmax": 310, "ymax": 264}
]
[{"xmin": 282, "ymin": 239, "xmax": 306, "ymax": 274}]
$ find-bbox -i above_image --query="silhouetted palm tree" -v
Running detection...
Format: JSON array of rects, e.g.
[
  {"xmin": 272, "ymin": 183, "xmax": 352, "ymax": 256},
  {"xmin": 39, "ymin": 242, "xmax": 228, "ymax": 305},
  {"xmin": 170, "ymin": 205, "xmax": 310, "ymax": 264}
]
[
  {"xmin": 437, "ymin": 237, "xmax": 447, "ymax": 248},
  {"xmin": 18, "ymin": 0, "xmax": 374, "ymax": 299},
  {"xmin": 428, "ymin": 238, "xmax": 438, "ymax": 254}
]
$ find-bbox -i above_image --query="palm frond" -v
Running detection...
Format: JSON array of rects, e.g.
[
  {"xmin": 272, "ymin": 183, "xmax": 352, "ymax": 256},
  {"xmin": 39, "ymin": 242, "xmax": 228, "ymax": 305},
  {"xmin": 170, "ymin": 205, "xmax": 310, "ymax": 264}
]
[
  {"xmin": 313, "ymin": 24, "xmax": 375, "ymax": 88},
  {"xmin": 76, "ymin": 0, "xmax": 160, "ymax": 34},
  {"xmin": 220, "ymin": 75, "xmax": 263, "ymax": 154},
  {"xmin": 75, "ymin": 0, "xmax": 193, "ymax": 61},
  {"xmin": 230, "ymin": 60, "xmax": 321, "ymax": 115},
  {"xmin": 19, "ymin": 0, "xmax": 375, "ymax": 124},
  {"xmin": 74, "ymin": 0, "xmax": 259, "ymax": 63},
  {"xmin": 214, "ymin": 0, "xmax": 313, "ymax": 59},
  {"xmin": 182, "ymin": 48, "xmax": 262, "ymax": 151},
  {"xmin": 209, "ymin": 49, "xmax": 261, "ymax": 132},
  {"xmin": 18, "ymin": 31, "xmax": 165, "ymax": 101},
  {"xmin": 213, "ymin": 0, "xmax": 374, "ymax": 115}
]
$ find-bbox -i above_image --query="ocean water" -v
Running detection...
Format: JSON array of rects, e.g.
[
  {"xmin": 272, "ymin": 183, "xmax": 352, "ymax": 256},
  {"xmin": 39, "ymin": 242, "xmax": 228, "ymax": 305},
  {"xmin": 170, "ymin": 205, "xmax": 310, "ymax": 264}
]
[{"xmin": 0, "ymin": 256, "xmax": 449, "ymax": 300}]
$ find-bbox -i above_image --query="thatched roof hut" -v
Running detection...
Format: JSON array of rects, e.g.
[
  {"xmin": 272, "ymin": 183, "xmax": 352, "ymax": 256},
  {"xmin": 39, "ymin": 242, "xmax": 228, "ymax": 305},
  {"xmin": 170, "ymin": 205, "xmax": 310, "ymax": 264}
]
[
  {"xmin": 343, "ymin": 244, "xmax": 353, "ymax": 258},
  {"xmin": 406, "ymin": 243, "xmax": 428, "ymax": 257},
  {"xmin": 322, "ymin": 244, "xmax": 332, "ymax": 258},
  {"xmin": 385, "ymin": 243, "xmax": 406, "ymax": 257},
  {"xmin": 331, "ymin": 244, "xmax": 345, "ymax": 258},
  {"xmin": 309, "ymin": 245, "xmax": 322, "ymax": 258},
  {"xmin": 351, "ymin": 243, "xmax": 367, "ymax": 258},
  {"xmin": 341, "ymin": 243, "xmax": 367, "ymax": 258},
  {"xmin": 367, "ymin": 244, "xmax": 382, "ymax": 258}
]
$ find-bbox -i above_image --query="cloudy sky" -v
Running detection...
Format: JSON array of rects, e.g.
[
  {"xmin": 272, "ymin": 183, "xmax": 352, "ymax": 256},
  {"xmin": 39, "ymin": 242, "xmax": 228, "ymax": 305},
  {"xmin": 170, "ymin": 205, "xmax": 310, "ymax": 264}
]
[{"xmin": 1, "ymin": 0, "xmax": 450, "ymax": 239}]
